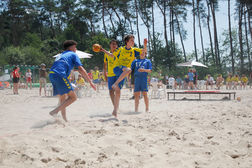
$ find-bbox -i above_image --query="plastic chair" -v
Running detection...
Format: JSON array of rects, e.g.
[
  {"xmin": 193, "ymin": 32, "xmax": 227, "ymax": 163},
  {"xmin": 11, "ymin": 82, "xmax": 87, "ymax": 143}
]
[
  {"xmin": 151, "ymin": 82, "xmax": 166, "ymax": 99},
  {"xmin": 45, "ymin": 83, "xmax": 53, "ymax": 96}
]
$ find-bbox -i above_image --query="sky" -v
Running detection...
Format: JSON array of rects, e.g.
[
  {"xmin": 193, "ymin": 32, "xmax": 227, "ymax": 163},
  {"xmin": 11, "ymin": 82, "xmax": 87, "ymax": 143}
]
[{"xmin": 135, "ymin": 0, "xmax": 237, "ymax": 55}]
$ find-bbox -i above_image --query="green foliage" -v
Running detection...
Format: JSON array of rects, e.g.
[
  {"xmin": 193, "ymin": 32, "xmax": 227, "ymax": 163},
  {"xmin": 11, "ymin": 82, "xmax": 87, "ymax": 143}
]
[{"xmin": 0, "ymin": 0, "xmax": 250, "ymax": 77}]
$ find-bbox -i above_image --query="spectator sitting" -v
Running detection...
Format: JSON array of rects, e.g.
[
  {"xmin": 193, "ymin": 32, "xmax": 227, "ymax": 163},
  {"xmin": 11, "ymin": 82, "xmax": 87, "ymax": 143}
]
[
  {"xmin": 240, "ymin": 74, "xmax": 248, "ymax": 89},
  {"xmin": 175, "ymin": 76, "xmax": 182, "ymax": 90},
  {"xmin": 157, "ymin": 80, "xmax": 164, "ymax": 89},
  {"xmin": 205, "ymin": 74, "xmax": 214, "ymax": 90},
  {"xmin": 76, "ymin": 74, "xmax": 85, "ymax": 87},
  {"xmin": 226, "ymin": 73, "xmax": 232, "ymax": 90},
  {"xmin": 216, "ymin": 74, "xmax": 224, "ymax": 90},
  {"xmin": 168, "ymin": 75, "xmax": 175, "ymax": 89},
  {"xmin": 231, "ymin": 74, "xmax": 239, "ymax": 90}
]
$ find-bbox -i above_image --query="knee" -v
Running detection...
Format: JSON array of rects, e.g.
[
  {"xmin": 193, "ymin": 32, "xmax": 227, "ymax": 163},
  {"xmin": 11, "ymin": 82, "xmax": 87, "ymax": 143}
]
[
  {"xmin": 124, "ymin": 68, "xmax": 131, "ymax": 73},
  {"xmin": 115, "ymin": 89, "xmax": 120, "ymax": 95}
]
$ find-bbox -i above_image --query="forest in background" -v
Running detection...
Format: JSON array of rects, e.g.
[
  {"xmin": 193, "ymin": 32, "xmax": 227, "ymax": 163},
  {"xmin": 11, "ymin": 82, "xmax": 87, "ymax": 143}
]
[{"xmin": 0, "ymin": 0, "xmax": 251, "ymax": 78}]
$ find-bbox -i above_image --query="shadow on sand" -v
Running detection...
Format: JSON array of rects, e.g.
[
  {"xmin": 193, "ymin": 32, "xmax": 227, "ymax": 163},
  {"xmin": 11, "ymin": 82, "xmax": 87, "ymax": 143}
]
[
  {"xmin": 98, "ymin": 118, "xmax": 119, "ymax": 122},
  {"xmin": 122, "ymin": 111, "xmax": 142, "ymax": 115},
  {"xmin": 89, "ymin": 113, "xmax": 113, "ymax": 118},
  {"xmin": 31, "ymin": 120, "xmax": 57, "ymax": 129}
]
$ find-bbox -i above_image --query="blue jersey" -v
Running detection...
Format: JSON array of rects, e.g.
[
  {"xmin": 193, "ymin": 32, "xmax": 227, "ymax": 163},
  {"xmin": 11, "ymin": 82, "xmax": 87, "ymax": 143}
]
[
  {"xmin": 50, "ymin": 50, "xmax": 82, "ymax": 78},
  {"xmin": 131, "ymin": 58, "xmax": 152, "ymax": 78}
]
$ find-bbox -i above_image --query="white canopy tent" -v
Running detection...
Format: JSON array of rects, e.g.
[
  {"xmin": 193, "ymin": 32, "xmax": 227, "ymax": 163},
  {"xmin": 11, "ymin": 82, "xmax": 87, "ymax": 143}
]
[
  {"xmin": 176, "ymin": 60, "xmax": 208, "ymax": 68},
  {"xmin": 53, "ymin": 50, "xmax": 92, "ymax": 59}
]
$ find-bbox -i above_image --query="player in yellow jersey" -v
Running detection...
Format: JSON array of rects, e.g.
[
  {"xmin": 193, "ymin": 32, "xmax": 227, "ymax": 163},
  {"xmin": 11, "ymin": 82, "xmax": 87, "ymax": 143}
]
[
  {"xmin": 101, "ymin": 35, "xmax": 147, "ymax": 117},
  {"xmin": 103, "ymin": 40, "xmax": 118, "ymax": 106},
  {"xmin": 240, "ymin": 74, "xmax": 248, "ymax": 89},
  {"xmin": 231, "ymin": 74, "xmax": 239, "ymax": 90},
  {"xmin": 226, "ymin": 73, "xmax": 232, "ymax": 90}
]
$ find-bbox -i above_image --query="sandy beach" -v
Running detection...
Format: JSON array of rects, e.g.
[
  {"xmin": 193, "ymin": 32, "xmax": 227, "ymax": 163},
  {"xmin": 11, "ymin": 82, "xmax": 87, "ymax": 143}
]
[{"xmin": 0, "ymin": 88, "xmax": 251, "ymax": 168}]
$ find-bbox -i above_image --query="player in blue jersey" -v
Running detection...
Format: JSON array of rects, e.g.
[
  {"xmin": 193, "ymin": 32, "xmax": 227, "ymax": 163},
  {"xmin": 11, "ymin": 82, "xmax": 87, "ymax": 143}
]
[
  {"xmin": 131, "ymin": 52, "xmax": 152, "ymax": 113},
  {"xmin": 49, "ymin": 40, "xmax": 96, "ymax": 122}
]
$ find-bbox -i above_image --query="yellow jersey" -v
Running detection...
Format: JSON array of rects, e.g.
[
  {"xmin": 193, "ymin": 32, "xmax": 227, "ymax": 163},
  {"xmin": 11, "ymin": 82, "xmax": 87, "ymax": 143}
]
[
  {"xmin": 241, "ymin": 77, "xmax": 248, "ymax": 83},
  {"xmin": 76, "ymin": 77, "xmax": 85, "ymax": 85},
  {"xmin": 113, "ymin": 46, "xmax": 142, "ymax": 68},
  {"xmin": 226, "ymin": 77, "xmax": 232, "ymax": 82},
  {"xmin": 104, "ymin": 50, "xmax": 116, "ymax": 77},
  {"xmin": 99, "ymin": 73, "xmax": 105, "ymax": 81},
  {"xmin": 92, "ymin": 70, "xmax": 99, "ymax": 80},
  {"xmin": 231, "ymin": 77, "xmax": 239, "ymax": 82}
]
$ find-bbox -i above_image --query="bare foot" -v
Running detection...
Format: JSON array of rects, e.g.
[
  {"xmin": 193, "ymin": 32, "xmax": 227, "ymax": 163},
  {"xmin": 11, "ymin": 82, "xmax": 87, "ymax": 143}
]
[
  {"xmin": 62, "ymin": 116, "xmax": 68, "ymax": 122},
  {"xmin": 49, "ymin": 111, "xmax": 58, "ymax": 117},
  {"xmin": 112, "ymin": 110, "xmax": 117, "ymax": 118}
]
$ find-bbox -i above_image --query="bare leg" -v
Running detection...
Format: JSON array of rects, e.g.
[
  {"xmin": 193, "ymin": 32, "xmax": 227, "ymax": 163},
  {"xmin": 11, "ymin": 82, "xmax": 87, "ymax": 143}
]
[
  {"xmin": 13, "ymin": 83, "xmax": 17, "ymax": 94},
  {"xmin": 109, "ymin": 90, "xmax": 115, "ymax": 106},
  {"xmin": 44, "ymin": 85, "xmax": 46, "ymax": 96},
  {"xmin": 49, "ymin": 91, "xmax": 77, "ymax": 118},
  {"xmin": 59, "ymin": 94, "xmax": 67, "ymax": 122},
  {"xmin": 143, "ymin": 92, "xmax": 149, "ymax": 112},
  {"xmin": 112, "ymin": 68, "xmax": 131, "ymax": 90},
  {"xmin": 134, "ymin": 92, "xmax": 140, "ymax": 112},
  {"xmin": 39, "ymin": 84, "xmax": 42, "ymax": 96},
  {"xmin": 112, "ymin": 88, "xmax": 121, "ymax": 117}
]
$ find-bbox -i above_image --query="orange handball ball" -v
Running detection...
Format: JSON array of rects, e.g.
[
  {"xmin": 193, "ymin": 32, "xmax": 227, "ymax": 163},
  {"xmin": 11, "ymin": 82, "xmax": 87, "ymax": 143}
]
[
  {"xmin": 92, "ymin": 44, "xmax": 101, "ymax": 52},
  {"xmin": 237, "ymin": 97, "xmax": 241, "ymax": 102}
]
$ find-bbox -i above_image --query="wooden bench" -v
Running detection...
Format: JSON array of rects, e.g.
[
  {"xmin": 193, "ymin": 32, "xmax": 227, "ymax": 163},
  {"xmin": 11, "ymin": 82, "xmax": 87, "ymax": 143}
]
[{"xmin": 167, "ymin": 91, "xmax": 236, "ymax": 100}]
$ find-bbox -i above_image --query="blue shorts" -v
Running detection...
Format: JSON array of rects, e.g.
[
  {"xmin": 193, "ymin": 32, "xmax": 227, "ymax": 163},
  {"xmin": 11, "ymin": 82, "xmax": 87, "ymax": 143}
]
[
  {"xmin": 108, "ymin": 76, "xmax": 116, "ymax": 90},
  {"xmin": 93, "ymin": 79, "xmax": 100, "ymax": 84},
  {"xmin": 108, "ymin": 76, "xmax": 125, "ymax": 90},
  {"xmin": 113, "ymin": 66, "xmax": 127, "ymax": 89},
  {"xmin": 49, "ymin": 73, "xmax": 73, "ymax": 96},
  {"xmin": 134, "ymin": 77, "xmax": 148, "ymax": 92}
]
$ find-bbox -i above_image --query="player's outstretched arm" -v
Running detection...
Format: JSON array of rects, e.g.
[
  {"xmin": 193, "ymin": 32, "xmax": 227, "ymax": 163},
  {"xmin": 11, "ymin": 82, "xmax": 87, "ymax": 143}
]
[
  {"xmin": 78, "ymin": 66, "xmax": 96, "ymax": 91},
  {"xmin": 143, "ymin": 38, "xmax": 148, "ymax": 54},
  {"xmin": 100, "ymin": 48, "xmax": 114, "ymax": 58}
]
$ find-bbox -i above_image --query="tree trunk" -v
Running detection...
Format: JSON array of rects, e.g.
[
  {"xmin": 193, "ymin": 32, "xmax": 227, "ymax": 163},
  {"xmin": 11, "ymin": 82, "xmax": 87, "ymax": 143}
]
[
  {"xmin": 169, "ymin": 9, "xmax": 172, "ymax": 43},
  {"xmin": 207, "ymin": 1, "xmax": 214, "ymax": 63},
  {"xmin": 238, "ymin": 4, "xmax": 244, "ymax": 73},
  {"xmin": 228, "ymin": 0, "xmax": 235, "ymax": 74},
  {"xmin": 156, "ymin": 0, "xmax": 169, "ymax": 49},
  {"xmin": 197, "ymin": 0, "xmax": 205, "ymax": 63},
  {"xmin": 156, "ymin": 0, "xmax": 170, "ymax": 68},
  {"xmin": 102, "ymin": 0, "xmax": 108, "ymax": 38},
  {"xmin": 172, "ymin": 7, "xmax": 176, "ymax": 56},
  {"xmin": 112, "ymin": 8, "xmax": 122, "ymax": 26},
  {"xmin": 134, "ymin": 0, "xmax": 141, "ymax": 47},
  {"xmin": 152, "ymin": 1, "xmax": 156, "ymax": 53},
  {"xmin": 192, "ymin": 0, "xmax": 198, "ymax": 61},
  {"xmin": 105, "ymin": 8, "xmax": 116, "ymax": 37},
  {"xmin": 175, "ymin": 11, "xmax": 186, "ymax": 61},
  {"xmin": 247, "ymin": 5, "xmax": 252, "ymax": 41},
  {"xmin": 244, "ymin": 8, "xmax": 251, "ymax": 71},
  {"xmin": 210, "ymin": 1, "xmax": 220, "ymax": 69}
]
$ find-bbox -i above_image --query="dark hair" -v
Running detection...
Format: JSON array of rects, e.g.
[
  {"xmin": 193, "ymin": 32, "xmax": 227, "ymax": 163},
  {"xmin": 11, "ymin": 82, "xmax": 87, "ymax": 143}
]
[
  {"xmin": 123, "ymin": 34, "xmax": 134, "ymax": 45},
  {"xmin": 109, "ymin": 39, "xmax": 118, "ymax": 45},
  {"xmin": 63, "ymin": 40, "xmax": 77, "ymax": 50},
  {"xmin": 13, "ymin": 66, "xmax": 18, "ymax": 70}
]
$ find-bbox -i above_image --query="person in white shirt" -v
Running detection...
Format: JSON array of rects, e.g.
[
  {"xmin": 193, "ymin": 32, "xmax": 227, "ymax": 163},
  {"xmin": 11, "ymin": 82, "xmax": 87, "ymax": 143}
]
[
  {"xmin": 206, "ymin": 74, "xmax": 214, "ymax": 90},
  {"xmin": 25, "ymin": 69, "xmax": 32, "ymax": 89},
  {"xmin": 168, "ymin": 76, "xmax": 175, "ymax": 89}
]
